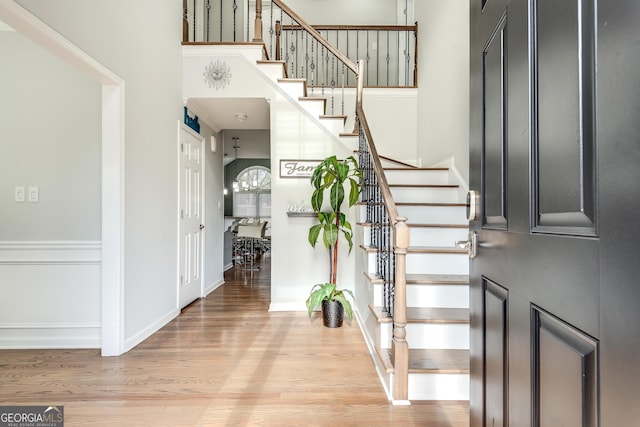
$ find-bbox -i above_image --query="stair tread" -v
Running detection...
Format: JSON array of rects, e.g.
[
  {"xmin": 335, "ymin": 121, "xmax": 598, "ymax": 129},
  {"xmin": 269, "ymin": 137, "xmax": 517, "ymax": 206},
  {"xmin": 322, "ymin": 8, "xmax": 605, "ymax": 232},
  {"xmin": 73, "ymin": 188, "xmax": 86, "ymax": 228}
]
[
  {"xmin": 364, "ymin": 272, "xmax": 469, "ymax": 285},
  {"xmin": 299, "ymin": 96, "xmax": 327, "ymax": 101},
  {"xmin": 357, "ymin": 221, "xmax": 467, "ymax": 227},
  {"xmin": 360, "ymin": 245, "xmax": 468, "ymax": 254},
  {"xmin": 407, "ymin": 349, "xmax": 470, "ymax": 374},
  {"xmin": 256, "ymin": 60, "xmax": 288, "ymax": 78},
  {"xmin": 389, "ymin": 184, "xmax": 459, "ymax": 188},
  {"xmin": 408, "ymin": 246, "xmax": 468, "ymax": 254},
  {"xmin": 407, "ymin": 223, "xmax": 468, "ymax": 229},
  {"xmin": 319, "ymin": 114, "xmax": 348, "ymax": 122},
  {"xmin": 277, "ymin": 77, "xmax": 307, "ymax": 82},
  {"xmin": 407, "ymin": 273, "xmax": 469, "ymax": 284},
  {"xmin": 377, "ymin": 348, "xmax": 470, "ymax": 374},
  {"xmin": 368, "ymin": 304, "xmax": 394, "ymax": 323},
  {"xmin": 340, "ymin": 132, "xmax": 359, "ymax": 137},
  {"xmin": 406, "ymin": 307, "xmax": 469, "ymax": 323},
  {"xmin": 368, "ymin": 305, "xmax": 469, "ymax": 324},
  {"xmin": 397, "ymin": 202, "xmax": 466, "ymax": 207},
  {"xmin": 384, "ymin": 167, "xmax": 450, "ymax": 171}
]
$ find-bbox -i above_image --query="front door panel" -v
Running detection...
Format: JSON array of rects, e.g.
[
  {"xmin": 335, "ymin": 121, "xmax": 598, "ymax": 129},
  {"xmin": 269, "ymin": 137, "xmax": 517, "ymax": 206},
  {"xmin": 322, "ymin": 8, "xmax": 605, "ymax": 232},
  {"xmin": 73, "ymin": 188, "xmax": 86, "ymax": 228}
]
[{"xmin": 469, "ymin": 0, "xmax": 608, "ymax": 425}]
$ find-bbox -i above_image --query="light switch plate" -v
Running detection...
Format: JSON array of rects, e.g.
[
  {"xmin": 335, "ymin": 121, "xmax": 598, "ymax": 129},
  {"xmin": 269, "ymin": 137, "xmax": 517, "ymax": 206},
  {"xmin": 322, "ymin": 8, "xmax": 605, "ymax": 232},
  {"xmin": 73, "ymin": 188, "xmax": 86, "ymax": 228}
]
[
  {"xmin": 28, "ymin": 186, "xmax": 39, "ymax": 202},
  {"xmin": 15, "ymin": 186, "xmax": 25, "ymax": 202}
]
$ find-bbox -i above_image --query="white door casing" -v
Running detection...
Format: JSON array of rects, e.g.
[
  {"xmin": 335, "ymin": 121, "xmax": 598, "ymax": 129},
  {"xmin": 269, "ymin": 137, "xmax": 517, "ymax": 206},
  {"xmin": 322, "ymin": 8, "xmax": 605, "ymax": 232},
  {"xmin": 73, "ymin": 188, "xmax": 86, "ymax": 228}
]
[{"xmin": 178, "ymin": 123, "xmax": 204, "ymax": 308}]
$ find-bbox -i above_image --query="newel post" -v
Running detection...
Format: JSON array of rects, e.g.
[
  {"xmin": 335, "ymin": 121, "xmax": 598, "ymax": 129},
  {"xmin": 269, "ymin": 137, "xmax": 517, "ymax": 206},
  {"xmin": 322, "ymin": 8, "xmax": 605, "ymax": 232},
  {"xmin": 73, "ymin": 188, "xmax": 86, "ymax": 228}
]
[
  {"xmin": 253, "ymin": 0, "xmax": 263, "ymax": 42},
  {"xmin": 391, "ymin": 217, "xmax": 409, "ymax": 401}
]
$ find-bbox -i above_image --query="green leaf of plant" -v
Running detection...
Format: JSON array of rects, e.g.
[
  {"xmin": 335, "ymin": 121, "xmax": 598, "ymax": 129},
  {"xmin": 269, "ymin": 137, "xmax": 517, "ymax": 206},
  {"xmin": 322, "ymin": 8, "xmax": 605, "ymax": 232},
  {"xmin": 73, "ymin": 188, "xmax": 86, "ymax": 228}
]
[
  {"xmin": 334, "ymin": 293, "xmax": 353, "ymax": 321},
  {"xmin": 330, "ymin": 183, "xmax": 345, "ymax": 212},
  {"xmin": 308, "ymin": 223, "xmax": 322, "ymax": 247},
  {"xmin": 311, "ymin": 189, "xmax": 323, "ymax": 212},
  {"xmin": 323, "ymin": 223, "xmax": 339, "ymax": 247},
  {"xmin": 349, "ymin": 177, "xmax": 360, "ymax": 206}
]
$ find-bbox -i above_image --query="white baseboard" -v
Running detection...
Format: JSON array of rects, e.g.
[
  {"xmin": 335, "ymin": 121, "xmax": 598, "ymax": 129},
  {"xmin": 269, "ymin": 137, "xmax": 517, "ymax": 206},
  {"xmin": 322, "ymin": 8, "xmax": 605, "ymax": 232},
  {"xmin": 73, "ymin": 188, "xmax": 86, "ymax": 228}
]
[
  {"xmin": 223, "ymin": 262, "xmax": 233, "ymax": 271},
  {"xmin": 0, "ymin": 324, "xmax": 101, "ymax": 349},
  {"xmin": 203, "ymin": 278, "xmax": 225, "ymax": 297},
  {"xmin": 124, "ymin": 308, "xmax": 179, "ymax": 353}
]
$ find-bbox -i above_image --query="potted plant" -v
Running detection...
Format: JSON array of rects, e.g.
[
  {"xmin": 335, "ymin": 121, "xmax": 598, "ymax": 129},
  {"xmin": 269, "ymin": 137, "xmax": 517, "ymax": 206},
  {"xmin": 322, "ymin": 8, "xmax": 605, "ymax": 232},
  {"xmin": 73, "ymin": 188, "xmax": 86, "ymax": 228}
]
[{"xmin": 306, "ymin": 155, "xmax": 362, "ymax": 327}]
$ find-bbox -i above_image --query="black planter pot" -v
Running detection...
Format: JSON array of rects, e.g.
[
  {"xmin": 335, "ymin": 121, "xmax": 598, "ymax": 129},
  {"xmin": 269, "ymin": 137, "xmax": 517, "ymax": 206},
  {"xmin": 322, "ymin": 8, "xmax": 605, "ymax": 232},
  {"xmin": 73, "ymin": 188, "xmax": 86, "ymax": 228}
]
[{"xmin": 322, "ymin": 300, "xmax": 344, "ymax": 328}]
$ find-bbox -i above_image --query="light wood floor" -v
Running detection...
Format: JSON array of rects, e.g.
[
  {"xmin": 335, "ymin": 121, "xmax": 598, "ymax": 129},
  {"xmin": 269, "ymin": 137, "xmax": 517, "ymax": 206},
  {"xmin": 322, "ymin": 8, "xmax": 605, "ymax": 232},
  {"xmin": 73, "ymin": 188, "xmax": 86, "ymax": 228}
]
[{"xmin": 0, "ymin": 257, "xmax": 469, "ymax": 426}]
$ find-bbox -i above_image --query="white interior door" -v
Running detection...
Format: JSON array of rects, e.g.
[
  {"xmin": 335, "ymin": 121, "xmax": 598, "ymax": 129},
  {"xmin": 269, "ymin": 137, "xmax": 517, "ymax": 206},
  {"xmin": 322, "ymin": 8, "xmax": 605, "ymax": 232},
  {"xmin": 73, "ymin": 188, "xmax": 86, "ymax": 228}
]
[{"xmin": 179, "ymin": 124, "xmax": 204, "ymax": 308}]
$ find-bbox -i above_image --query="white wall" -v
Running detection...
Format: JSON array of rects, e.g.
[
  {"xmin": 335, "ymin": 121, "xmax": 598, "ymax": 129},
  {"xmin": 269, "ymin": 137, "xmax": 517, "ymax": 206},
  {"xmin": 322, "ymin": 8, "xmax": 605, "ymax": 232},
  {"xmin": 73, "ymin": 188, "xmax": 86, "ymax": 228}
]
[
  {"xmin": 269, "ymin": 92, "xmax": 355, "ymax": 311},
  {"xmin": 0, "ymin": 31, "xmax": 101, "ymax": 240},
  {"xmin": 200, "ymin": 125, "xmax": 226, "ymax": 295},
  {"xmin": 0, "ymin": 28, "xmax": 102, "ymax": 347},
  {"xmin": 414, "ymin": 0, "xmax": 470, "ymax": 181},
  {"xmin": 285, "ymin": 0, "xmax": 398, "ymax": 25},
  {"xmin": 15, "ymin": 0, "xmax": 185, "ymax": 351}
]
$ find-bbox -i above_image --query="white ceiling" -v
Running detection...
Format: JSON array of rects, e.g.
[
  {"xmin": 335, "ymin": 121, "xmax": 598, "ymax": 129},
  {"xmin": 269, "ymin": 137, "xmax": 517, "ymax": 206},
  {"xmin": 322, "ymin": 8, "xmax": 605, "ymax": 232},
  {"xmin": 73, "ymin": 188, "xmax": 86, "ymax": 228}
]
[{"xmin": 187, "ymin": 97, "xmax": 270, "ymax": 132}]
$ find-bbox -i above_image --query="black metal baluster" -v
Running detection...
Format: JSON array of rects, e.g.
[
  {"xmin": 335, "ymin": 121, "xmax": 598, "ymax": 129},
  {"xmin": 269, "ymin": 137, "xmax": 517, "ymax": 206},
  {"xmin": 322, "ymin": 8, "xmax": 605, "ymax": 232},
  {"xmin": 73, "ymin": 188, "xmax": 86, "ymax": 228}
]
[
  {"xmin": 304, "ymin": 31, "xmax": 309, "ymax": 81},
  {"xmin": 192, "ymin": 0, "xmax": 196, "ymax": 41},
  {"xmin": 366, "ymin": 31, "xmax": 370, "ymax": 86},
  {"xmin": 232, "ymin": 0, "xmax": 237, "ymax": 41},
  {"xmin": 219, "ymin": 0, "xmax": 222, "ymax": 41},
  {"xmin": 205, "ymin": 0, "xmax": 210, "ymax": 41},
  {"xmin": 386, "ymin": 31, "xmax": 390, "ymax": 86}
]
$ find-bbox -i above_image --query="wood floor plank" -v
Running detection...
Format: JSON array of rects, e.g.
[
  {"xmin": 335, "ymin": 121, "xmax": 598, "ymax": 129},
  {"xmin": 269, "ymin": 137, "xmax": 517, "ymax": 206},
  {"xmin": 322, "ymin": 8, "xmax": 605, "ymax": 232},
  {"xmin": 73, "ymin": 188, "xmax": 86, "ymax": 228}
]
[{"xmin": 0, "ymin": 258, "xmax": 469, "ymax": 426}]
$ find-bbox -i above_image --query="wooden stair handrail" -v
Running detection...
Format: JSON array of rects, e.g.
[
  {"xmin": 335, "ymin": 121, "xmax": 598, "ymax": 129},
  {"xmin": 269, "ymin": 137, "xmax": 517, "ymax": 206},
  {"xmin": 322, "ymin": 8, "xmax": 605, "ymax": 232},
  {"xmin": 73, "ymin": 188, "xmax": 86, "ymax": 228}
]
[{"xmin": 356, "ymin": 58, "xmax": 409, "ymax": 401}]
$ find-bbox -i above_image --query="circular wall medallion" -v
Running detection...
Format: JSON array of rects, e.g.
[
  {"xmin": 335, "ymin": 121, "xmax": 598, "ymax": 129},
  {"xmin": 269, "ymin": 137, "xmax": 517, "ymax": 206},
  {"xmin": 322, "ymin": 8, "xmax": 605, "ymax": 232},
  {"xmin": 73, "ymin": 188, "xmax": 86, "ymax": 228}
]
[{"xmin": 203, "ymin": 60, "xmax": 231, "ymax": 90}]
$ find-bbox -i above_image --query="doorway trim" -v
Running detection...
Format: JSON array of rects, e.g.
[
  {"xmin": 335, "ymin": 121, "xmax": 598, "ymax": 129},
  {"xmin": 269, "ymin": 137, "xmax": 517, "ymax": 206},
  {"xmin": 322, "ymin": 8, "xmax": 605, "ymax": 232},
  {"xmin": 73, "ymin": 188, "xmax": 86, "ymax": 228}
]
[{"xmin": 0, "ymin": 0, "xmax": 126, "ymax": 356}]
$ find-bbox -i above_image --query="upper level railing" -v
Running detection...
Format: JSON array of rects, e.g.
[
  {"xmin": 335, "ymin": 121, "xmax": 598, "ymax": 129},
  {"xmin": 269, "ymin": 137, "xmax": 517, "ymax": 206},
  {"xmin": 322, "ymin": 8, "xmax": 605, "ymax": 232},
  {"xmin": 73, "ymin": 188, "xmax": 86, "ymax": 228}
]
[
  {"xmin": 182, "ymin": 1, "xmax": 418, "ymax": 89},
  {"xmin": 276, "ymin": 24, "xmax": 417, "ymax": 88},
  {"xmin": 183, "ymin": 0, "xmax": 411, "ymax": 401}
]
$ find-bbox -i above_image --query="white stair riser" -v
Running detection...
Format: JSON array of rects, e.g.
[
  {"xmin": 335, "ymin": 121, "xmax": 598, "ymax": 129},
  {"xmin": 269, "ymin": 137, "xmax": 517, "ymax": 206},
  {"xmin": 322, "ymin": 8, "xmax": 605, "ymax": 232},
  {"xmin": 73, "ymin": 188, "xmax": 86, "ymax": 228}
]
[
  {"xmin": 278, "ymin": 81, "xmax": 306, "ymax": 98},
  {"xmin": 256, "ymin": 63, "xmax": 284, "ymax": 81},
  {"xmin": 385, "ymin": 169, "xmax": 450, "ymax": 185},
  {"xmin": 319, "ymin": 117, "xmax": 346, "ymax": 135},
  {"xmin": 380, "ymin": 159, "xmax": 417, "ymax": 168},
  {"xmin": 365, "ymin": 252, "xmax": 469, "ymax": 275},
  {"xmin": 406, "ymin": 253, "xmax": 469, "ymax": 275},
  {"xmin": 379, "ymin": 322, "xmax": 393, "ymax": 349},
  {"xmin": 406, "ymin": 323, "xmax": 469, "ymax": 349},
  {"xmin": 397, "ymin": 205, "xmax": 467, "ymax": 224},
  {"xmin": 409, "ymin": 227, "xmax": 469, "ymax": 247},
  {"xmin": 406, "ymin": 284, "xmax": 469, "ymax": 308},
  {"xmin": 340, "ymin": 134, "xmax": 359, "ymax": 151},
  {"xmin": 372, "ymin": 283, "xmax": 469, "ymax": 309},
  {"xmin": 360, "ymin": 225, "xmax": 468, "ymax": 247},
  {"xmin": 408, "ymin": 373, "xmax": 469, "ymax": 400},
  {"xmin": 391, "ymin": 187, "xmax": 459, "ymax": 203},
  {"xmin": 298, "ymin": 98, "xmax": 326, "ymax": 117}
]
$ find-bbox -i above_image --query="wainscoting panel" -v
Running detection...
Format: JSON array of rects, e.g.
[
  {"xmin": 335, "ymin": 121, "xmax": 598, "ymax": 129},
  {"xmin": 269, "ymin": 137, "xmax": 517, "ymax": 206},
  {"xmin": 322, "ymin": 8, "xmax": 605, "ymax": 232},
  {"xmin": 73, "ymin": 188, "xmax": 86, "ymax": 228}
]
[{"xmin": 0, "ymin": 241, "xmax": 101, "ymax": 348}]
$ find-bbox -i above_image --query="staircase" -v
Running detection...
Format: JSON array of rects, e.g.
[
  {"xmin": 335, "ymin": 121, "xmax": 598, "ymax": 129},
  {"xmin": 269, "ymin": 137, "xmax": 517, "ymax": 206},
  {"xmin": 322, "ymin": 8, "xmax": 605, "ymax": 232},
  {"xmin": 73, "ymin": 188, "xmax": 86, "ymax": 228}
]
[
  {"xmin": 182, "ymin": 13, "xmax": 470, "ymax": 403},
  {"xmin": 255, "ymin": 55, "xmax": 471, "ymax": 402},
  {"xmin": 359, "ymin": 163, "xmax": 470, "ymax": 401}
]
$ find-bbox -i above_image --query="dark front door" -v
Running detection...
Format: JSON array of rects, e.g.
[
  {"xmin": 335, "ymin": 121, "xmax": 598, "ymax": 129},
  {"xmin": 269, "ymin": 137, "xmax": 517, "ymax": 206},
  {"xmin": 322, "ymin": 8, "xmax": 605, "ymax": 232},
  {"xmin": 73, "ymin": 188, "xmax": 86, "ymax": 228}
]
[{"xmin": 469, "ymin": 0, "xmax": 640, "ymax": 425}]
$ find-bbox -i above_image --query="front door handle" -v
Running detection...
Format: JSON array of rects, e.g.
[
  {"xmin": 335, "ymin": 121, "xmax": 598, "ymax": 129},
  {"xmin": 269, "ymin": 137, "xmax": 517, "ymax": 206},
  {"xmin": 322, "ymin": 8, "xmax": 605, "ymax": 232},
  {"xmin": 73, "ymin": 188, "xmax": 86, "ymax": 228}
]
[{"xmin": 456, "ymin": 231, "xmax": 478, "ymax": 259}]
